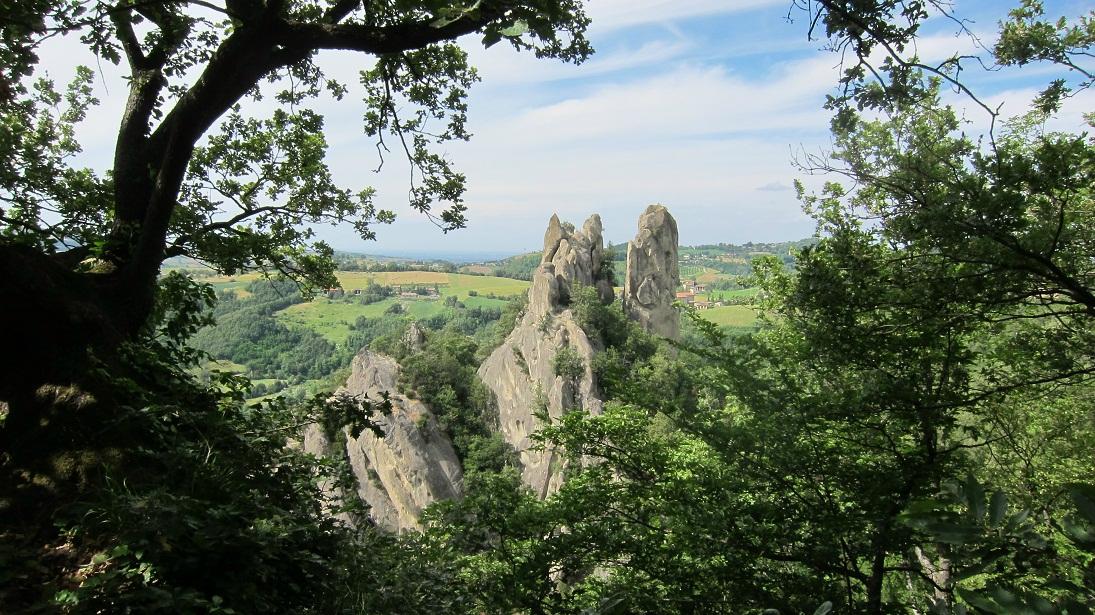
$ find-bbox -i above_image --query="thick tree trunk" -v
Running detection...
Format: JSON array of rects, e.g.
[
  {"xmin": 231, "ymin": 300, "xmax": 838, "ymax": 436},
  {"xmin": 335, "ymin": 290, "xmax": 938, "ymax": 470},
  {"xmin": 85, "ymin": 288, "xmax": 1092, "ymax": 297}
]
[{"xmin": 0, "ymin": 244, "xmax": 152, "ymax": 457}]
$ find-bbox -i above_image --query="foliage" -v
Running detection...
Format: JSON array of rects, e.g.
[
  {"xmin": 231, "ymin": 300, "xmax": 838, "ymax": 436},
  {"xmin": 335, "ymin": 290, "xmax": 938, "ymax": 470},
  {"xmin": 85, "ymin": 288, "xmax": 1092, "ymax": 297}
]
[
  {"xmin": 490, "ymin": 251, "xmax": 542, "ymax": 280},
  {"xmin": 551, "ymin": 344, "xmax": 585, "ymax": 382},
  {"xmin": 398, "ymin": 329, "xmax": 497, "ymax": 462},
  {"xmin": 357, "ymin": 279, "xmax": 394, "ymax": 305},
  {"xmin": 413, "ymin": 5, "xmax": 1095, "ymax": 614},
  {"xmin": 191, "ymin": 278, "xmax": 347, "ymax": 380},
  {"xmin": 899, "ymin": 476, "xmax": 1095, "ymax": 613},
  {"xmin": 0, "ymin": 65, "xmax": 109, "ymax": 251},
  {"xmin": 2, "ymin": 0, "xmax": 592, "ymax": 285},
  {"xmin": 0, "ymin": 274, "xmax": 403, "ymax": 613}
]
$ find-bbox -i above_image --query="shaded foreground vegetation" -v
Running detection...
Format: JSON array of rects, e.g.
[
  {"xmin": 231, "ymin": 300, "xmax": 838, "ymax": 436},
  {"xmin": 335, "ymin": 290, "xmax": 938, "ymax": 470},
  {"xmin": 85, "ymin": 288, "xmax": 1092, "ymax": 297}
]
[{"xmin": 1, "ymin": 0, "xmax": 1094, "ymax": 613}]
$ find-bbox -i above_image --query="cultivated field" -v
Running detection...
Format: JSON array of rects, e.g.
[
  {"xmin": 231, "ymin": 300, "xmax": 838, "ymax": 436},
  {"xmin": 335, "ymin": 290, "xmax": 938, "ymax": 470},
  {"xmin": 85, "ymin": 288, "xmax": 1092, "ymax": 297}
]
[
  {"xmin": 333, "ymin": 272, "xmax": 528, "ymax": 299},
  {"xmin": 263, "ymin": 272, "xmax": 527, "ymax": 344},
  {"xmin": 696, "ymin": 305, "xmax": 758, "ymax": 328},
  {"xmin": 197, "ymin": 269, "xmax": 758, "ymax": 338}
]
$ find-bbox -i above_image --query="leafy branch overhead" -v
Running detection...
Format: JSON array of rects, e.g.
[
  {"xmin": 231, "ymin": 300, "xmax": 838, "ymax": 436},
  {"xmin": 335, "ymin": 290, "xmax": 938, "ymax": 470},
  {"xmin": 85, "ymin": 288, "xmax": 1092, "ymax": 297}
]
[
  {"xmin": 1, "ymin": 0, "xmax": 591, "ymax": 292},
  {"xmin": 0, "ymin": 0, "xmax": 592, "ymax": 412},
  {"xmin": 799, "ymin": 0, "xmax": 1093, "ymax": 119}
]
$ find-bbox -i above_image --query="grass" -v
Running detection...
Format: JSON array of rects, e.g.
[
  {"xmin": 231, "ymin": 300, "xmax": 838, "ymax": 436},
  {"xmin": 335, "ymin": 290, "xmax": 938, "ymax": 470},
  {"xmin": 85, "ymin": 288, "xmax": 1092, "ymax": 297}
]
[
  {"xmin": 273, "ymin": 299, "xmax": 435, "ymax": 344},
  {"xmin": 192, "ymin": 359, "xmax": 249, "ymax": 375},
  {"xmin": 208, "ymin": 274, "xmax": 261, "ymax": 298},
  {"xmin": 696, "ymin": 305, "xmax": 758, "ymax": 328},
  {"xmin": 679, "ymin": 265, "xmax": 709, "ymax": 279},
  {"xmin": 275, "ymin": 291, "xmax": 515, "ymax": 345},
  {"xmin": 189, "ymin": 270, "xmax": 527, "ymax": 344},
  {"xmin": 333, "ymin": 272, "xmax": 528, "ymax": 299},
  {"xmin": 679, "ymin": 266, "xmax": 740, "ymax": 285},
  {"xmin": 196, "ymin": 271, "xmax": 527, "ymax": 299},
  {"xmin": 462, "ymin": 295, "xmax": 511, "ymax": 310},
  {"xmin": 247, "ymin": 378, "xmax": 326, "ymax": 404},
  {"xmin": 197, "ymin": 266, "xmax": 757, "ymax": 337},
  {"xmin": 695, "ymin": 288, "xmax": 759, "ymax": 302}
]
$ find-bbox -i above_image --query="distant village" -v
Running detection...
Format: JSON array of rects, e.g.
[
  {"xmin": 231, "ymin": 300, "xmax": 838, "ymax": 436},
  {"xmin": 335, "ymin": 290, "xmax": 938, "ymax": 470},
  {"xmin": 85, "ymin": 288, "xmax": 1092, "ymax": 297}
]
[
  {"xmin": 324, "ymin": 284, "xmax": 441, "ymax": 301},
  {"xmin": 676, "ymin": 279, "xmax": 724, "ymax": 310}
]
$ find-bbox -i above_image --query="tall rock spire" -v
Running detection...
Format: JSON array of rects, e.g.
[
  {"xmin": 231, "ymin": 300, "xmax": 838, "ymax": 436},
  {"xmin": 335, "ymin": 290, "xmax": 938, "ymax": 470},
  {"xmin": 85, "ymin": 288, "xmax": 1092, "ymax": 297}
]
[{"xmin": 623, "ymin": 204, "xmax": 681, "ymax": 340}]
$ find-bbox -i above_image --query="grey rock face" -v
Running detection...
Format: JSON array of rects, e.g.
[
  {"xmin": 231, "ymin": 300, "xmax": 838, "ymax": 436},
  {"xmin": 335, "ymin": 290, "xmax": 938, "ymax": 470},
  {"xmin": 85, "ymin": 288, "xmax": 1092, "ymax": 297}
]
[
  {"xmin": 529, "ymin": 213, "xmax": 614, "ymax": 317},
  {"xmin": 479, "ymin": 212, "xmax": 613, "ymax": 498},
  {"xmin": 305, "ymin": 349, "xmax": 463, "ymax": 533},
  {"xmin": 401, "ymin": 321, "xmax": 426, "ymax": 353},
  {"xmin": 624, "ymin": 204, "xmax": 680, "ymax": 340},
  {"xmin": 478, "ymin": 307, "xmax": 602, "ymax": 499}
]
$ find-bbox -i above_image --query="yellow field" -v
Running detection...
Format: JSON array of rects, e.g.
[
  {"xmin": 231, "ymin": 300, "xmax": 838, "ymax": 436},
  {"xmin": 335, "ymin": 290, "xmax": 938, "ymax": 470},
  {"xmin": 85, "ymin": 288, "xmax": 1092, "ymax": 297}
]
[
  {"xmin": 335, "ymin": 270, "xmax": 450, "ymax": 287},
  {"xmin": 200, "ymin": 270, "xmax": 528, "ymax": 299}
]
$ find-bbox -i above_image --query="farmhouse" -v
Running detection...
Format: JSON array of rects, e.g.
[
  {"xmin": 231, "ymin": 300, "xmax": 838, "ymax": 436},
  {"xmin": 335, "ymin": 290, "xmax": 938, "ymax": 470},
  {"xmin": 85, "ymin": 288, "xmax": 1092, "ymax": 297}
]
[{"xmin": 675, "ymin": 290, "xmax": 695, "ymax": 305}]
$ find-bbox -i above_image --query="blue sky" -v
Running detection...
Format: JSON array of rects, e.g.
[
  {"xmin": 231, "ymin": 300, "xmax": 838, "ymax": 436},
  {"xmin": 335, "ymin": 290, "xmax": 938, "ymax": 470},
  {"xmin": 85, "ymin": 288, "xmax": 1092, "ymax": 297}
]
[{"xmin": 38, "ymin": 0, "xmax": 1095, "ymax": 257}]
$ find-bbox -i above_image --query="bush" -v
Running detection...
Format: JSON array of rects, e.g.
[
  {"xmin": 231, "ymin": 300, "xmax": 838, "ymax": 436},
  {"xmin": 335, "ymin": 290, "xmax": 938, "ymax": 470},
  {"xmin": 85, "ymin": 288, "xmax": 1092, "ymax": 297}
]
[{"xmin": 552, "ymin": 344, "xmax": 585, "ymax": 381}]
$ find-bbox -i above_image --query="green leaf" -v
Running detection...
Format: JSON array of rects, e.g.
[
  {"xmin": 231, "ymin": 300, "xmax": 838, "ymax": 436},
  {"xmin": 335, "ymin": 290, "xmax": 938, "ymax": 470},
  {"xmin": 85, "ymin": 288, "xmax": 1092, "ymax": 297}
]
[
  {"xmin": 922, "ymin": 521, "xmax": 982, "ymax": 545},
  {"xmin": 1069, "ymin": 486, "xmax": 1095, "ymax": 524},
  {"xmin": 989, "ymin": 491, "xmax": 1008, "ymax": 526},
  {"xmin": 1062, "ymin": 518, "xmax": 1095, "ymax": 546},
  {"xmin": 814, "ymin": 601, "xmax": 833, "ymax": 615},
  {"xmin": 1061, "ymin": 599, "xmax": 1092, "ymax": 615},
  {"xmin": 966, "ymin": 474, "xmax": 986, "ymax": 522},
  {"xmin": 987, "ymin": 586, "xmax": 1022, "ymax": 611},
  {"xmin": 1005, "ymin": 509, "xmax": 1030, "ymax": 532},
  {"xmin": 954, "ymin": 553, "xmax": 1006, "ymax": 580},
  {"xmin": 501, "ymin": 20, "xmax": 528, "ymax": 37},
  {"xmin": 958, "ymin": 588, "xmax": 1003, "ymax": 613},
  {"xmin": 482, "ymin": 30, "xmax": 501, "ymax": 48}
]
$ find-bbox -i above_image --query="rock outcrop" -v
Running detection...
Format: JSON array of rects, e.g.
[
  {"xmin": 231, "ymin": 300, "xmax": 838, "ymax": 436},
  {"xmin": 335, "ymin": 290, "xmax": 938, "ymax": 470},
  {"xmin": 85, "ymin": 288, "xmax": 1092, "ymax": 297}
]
[
  {"xmin": 530, "ymin": 214, "xmax": 615, "ymax": 317},
  {"xmin": 305, "ymin": 349, "xmax": 463, "ymax": 533},
  {"xmin": 479, "ymin": 213, "xmax": 613, "ymax": 498},
  {"xmin": 315, "ymin": 206, "xmax": 681, "ymax": 517},
  {"xmin": 623, "ymin": 204, "xmax": 681, "ymax": 340}
]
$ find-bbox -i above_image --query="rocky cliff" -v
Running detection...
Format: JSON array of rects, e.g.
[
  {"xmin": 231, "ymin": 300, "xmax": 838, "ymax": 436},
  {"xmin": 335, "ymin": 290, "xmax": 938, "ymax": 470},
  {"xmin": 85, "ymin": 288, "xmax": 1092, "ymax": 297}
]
[
  {"xmin": 314, "ymin": 206, "xmax": 681, "ymax": 525},
  {"xmin": 623, "ymin": 204, "xmax": 681, "ymax": 340},
  {"xmin": 479, "ymin": 214, "xmax": 613, "ymax": 498},
  {"xmin": 529, "ymin": 214, "xmax": 615, "ymax": 316},
  {"xmin": 304, "ymin": 349, "xmax": 463, "ymax": 533}
]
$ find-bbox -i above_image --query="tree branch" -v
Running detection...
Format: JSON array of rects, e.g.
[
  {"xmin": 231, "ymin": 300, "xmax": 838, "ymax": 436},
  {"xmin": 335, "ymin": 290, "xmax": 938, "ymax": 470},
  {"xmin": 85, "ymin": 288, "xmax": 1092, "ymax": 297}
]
[
  {"xmin": 274, "ymin": 8, "xmax": 508, "ymax": 55},
  {"xmin": 111, "ymin": 9, "xmax": 148, "ymax": 70}
]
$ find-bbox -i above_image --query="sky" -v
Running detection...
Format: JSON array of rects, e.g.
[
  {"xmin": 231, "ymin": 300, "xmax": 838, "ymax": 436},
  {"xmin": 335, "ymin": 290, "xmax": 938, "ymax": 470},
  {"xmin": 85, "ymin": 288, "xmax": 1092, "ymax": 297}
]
[{"xmin": 36, "ymin": 0, "xmax": 1095, "ymax": 258}]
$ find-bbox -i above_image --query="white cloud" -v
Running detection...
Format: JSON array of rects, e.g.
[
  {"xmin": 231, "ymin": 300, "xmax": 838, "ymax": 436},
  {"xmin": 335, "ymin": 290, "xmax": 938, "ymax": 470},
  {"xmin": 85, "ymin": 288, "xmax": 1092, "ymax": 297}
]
[
  {"xmin": 351, "ymin": 54, "xmax": 846, "ymax": 251},
  {"xmin": 585, "ymin": 0, "xmax": 785, "ymax": 32},
  {"xmin": 757, "ymin": 181, "xmax": 794, "ymax": 191},
  {"xmin": 478, "ymin": 55, "xmax": 840, "ymax": 146},
  {"xmin": 466, "ymin": 38, "xmax": 693, "ymax": 85}
]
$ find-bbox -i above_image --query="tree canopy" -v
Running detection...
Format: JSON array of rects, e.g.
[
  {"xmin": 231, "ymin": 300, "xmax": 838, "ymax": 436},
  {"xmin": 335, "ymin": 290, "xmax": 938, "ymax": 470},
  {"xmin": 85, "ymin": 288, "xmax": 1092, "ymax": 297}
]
[
  {"xmin": 0, "ymin": 0, "xmax": 590, "ymax": 452},
  {"xmin": 2, "ymin": 0, "xmax": 1094, "ymax": 612}
]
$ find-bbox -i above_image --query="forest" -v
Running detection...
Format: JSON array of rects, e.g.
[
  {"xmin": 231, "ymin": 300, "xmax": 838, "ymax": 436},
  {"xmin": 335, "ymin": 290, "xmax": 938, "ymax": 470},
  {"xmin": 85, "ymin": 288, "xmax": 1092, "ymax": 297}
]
[{"xmin": 1, "ymin": 0, "xmax": 1093, "ymax": 613}]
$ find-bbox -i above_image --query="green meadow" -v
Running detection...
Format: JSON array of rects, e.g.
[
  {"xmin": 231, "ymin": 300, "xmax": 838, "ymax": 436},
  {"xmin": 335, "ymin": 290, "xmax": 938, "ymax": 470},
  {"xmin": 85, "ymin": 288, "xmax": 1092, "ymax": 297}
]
[
  {"xmin": 697, "ymin": 305, "xmax": 758, "ymax": 328},
  {"xmin": 269, "ymin": 272, "xmax": 524, "ymax": 344},
  {"xmin": 201, "ymin": 269, "xmax": 756, "ymax": 338}
]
